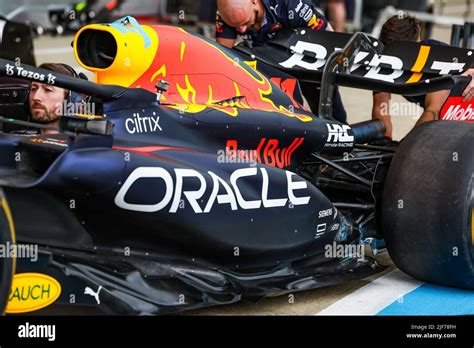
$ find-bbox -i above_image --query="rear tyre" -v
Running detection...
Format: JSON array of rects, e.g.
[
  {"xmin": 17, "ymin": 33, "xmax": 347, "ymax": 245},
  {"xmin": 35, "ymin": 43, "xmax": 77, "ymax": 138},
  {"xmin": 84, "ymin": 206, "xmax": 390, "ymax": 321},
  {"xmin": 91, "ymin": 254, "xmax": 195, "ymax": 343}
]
[{"xmin": 382, "ymin": 121, "xmax": 474, "ymax": 289}]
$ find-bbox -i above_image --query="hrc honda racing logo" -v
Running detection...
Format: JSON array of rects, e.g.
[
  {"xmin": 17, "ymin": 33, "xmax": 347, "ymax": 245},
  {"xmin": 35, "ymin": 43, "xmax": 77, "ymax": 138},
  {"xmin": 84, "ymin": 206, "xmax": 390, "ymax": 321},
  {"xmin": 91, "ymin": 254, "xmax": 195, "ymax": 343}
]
[
  {"xmin": 114, "ymin": 167, "xmax": 311, "ymax": 213},
  {"xmin": 325, "ymin": 124, "xmax": 354, "ymax": 147}
]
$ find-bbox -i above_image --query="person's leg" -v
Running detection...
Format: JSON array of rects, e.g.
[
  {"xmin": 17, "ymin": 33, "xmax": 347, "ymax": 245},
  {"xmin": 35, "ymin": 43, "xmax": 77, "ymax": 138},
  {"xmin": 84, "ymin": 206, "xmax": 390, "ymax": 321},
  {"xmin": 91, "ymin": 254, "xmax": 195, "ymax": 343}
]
[
  {"xmin": 313, "ymin": 0, "xmax": 324, "ymax": 9},
  {"xmin": 327, "ymin": 0, "xmax": 347, "ymax": 32},
  {"xmin": 198, "ymin": 0, "xmax": 217, "ymax": 22},
  {"xmin": 299, "ymin": 81, "xmax": 347, "ymax": 123},
  {"xmin": 361, "ymin": 0, "xmax": 391, "ymax": 32},
  {"xmin": 395, "ymin": 0, "xmax": 428, "ymax": 11},
  {"xmin": 299, "ymin": 81, "xmax": 320, "ymax": 115},
  {"xmin": 344, "ymin": 0, "xmax": 355, "ymax": 21},
  {"xmin": 332, "ymin": 88, "xmax": 347, "ymax": 123}
]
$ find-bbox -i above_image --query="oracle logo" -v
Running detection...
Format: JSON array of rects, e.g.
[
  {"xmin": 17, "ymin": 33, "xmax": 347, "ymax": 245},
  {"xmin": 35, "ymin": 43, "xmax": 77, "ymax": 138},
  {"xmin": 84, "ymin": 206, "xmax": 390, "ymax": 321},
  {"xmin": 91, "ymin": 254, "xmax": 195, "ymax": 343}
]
[{"xmin": 114, "ymin": 167, "xmax": 311, "ymax": 214}]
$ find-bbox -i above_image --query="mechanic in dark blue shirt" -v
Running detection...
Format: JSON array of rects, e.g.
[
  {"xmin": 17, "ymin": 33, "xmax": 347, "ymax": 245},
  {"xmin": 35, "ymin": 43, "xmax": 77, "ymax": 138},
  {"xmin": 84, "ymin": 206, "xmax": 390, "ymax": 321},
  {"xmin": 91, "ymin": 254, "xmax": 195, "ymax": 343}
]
[
  {"xmin": 215, "ymin": 0, "xmax": 348, "ymax": 124},
  {"xmin": 216, "ymin": 0, "xmax": 331, "ymax": 47},
  {"xmin": 372, "ymin": 14, "xmax": 474, "ymax": 139}
]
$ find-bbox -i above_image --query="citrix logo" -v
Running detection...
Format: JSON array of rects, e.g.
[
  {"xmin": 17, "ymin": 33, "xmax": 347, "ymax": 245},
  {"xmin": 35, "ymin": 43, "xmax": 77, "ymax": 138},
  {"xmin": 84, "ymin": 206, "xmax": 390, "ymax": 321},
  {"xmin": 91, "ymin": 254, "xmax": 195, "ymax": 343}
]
[{"xmin": 125, "ymin": 112, "xmax": 162, "ymax": 134}]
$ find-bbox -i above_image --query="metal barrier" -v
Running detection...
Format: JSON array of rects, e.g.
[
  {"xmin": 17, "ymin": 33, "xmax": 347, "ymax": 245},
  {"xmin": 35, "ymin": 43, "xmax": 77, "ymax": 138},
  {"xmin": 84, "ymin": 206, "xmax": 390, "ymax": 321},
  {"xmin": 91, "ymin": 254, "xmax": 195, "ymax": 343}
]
[
  {"xmin": 345, "ymin": 0, "xmax": 364, "ymax": 32},
  {"xmin": 451, "ymin": 22, "xmax": 474, "ymax": 48},
  {"xmin": 371, "ymin": 5, "xmax": 470, "ymax": 38}
]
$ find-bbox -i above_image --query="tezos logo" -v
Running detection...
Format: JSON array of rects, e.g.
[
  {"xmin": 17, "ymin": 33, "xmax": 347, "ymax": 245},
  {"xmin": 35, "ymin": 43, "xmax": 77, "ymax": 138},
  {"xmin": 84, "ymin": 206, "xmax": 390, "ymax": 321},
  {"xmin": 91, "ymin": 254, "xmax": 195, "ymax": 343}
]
[{"xmin": 5, "ymin": 64, "xmax": 56, "ymax": 84}]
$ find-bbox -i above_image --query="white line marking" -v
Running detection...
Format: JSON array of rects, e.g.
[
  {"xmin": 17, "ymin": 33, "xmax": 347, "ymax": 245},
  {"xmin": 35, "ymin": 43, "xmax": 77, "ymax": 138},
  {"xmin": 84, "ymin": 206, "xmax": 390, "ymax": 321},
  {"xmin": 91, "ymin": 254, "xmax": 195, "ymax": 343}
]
[
  {"xmin": 72, "ymin": 66, "xmax": 88, "ymax": 73},
  {"xmin": 315, "ymin": 269, "xmax": 424, "ymax": 315},
  {"xmin": 0, "ymin": 19, "xmax": 7, "ymax": 45},
  {"xmin": 35, "ymin": 47, "xmax": 73, "ymax": 55},
  {"xmin": 6, "ymin": 6, "xmax": 29, "ymax": 20}
]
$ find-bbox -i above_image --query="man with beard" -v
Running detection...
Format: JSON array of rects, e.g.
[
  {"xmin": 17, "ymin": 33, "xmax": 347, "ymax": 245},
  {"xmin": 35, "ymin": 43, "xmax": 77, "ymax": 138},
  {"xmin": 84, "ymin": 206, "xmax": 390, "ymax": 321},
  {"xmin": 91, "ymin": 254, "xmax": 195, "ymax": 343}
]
[{"xmin": 28, "ymin": 63, "xmax": 79, "ymax": 134}]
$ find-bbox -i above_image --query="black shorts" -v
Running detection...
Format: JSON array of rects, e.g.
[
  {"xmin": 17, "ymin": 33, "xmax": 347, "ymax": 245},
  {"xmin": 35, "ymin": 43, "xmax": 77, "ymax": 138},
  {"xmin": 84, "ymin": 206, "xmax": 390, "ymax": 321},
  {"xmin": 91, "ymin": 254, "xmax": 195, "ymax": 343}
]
[
  {"xmin": 312, "ymin": 0, "xmax": 356, "ymax": 20},
  {"xmin": 299, "ymin": 81, "xmax": 347, "ymax": 123}
]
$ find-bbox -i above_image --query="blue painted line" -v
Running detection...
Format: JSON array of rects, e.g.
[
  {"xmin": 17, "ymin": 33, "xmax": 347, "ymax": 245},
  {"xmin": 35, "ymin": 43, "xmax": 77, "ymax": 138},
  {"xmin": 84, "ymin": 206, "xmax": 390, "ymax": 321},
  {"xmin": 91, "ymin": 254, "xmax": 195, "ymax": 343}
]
[
  {"xmin": 377, "ymin": 283, "xmax": 474, "ymax": 315},
  {"xmin": 109, "ymin": 16, "xmax": 151, "ymax": 48}
]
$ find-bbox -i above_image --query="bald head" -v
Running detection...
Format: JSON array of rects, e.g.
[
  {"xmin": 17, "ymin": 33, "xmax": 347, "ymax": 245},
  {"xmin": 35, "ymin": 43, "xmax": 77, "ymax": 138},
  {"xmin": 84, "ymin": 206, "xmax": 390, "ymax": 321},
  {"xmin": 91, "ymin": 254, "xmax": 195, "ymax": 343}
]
[{"xmin": 217, "ymin": 0, "xmax": 264, "ymax": 33}]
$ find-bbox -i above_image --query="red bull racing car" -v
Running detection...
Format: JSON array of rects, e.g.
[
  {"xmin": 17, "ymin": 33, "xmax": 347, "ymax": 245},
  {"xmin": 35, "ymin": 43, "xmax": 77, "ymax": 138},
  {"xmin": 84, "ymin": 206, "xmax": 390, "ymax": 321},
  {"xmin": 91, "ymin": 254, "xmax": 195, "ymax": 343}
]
[{"xmin": 0, "ymin": 16, "xmax": 473, "ymax": 315}]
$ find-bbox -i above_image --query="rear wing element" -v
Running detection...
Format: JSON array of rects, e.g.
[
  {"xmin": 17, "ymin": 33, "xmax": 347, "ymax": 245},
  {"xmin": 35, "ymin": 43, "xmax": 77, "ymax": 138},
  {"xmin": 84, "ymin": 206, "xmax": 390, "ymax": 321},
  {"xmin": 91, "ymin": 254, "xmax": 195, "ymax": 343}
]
[
  {"xmin": 235, "ymin": 30, "xmax": 473, "ymax": 119},
  {"xmin": 236, "ymin": 29, "xmax": 473, "ymax": 84},
  {"xmin": 440, "ymin": 75, "xmax": 473, "ymax": 122}
]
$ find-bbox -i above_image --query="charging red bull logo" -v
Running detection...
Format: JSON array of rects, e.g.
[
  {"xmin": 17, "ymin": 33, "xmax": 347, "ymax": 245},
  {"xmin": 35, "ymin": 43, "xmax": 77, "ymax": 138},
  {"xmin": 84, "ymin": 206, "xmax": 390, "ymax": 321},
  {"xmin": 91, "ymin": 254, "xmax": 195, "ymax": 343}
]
[
  {"xmin": 226, "ymin": 137, "xmax": 304, "ymax": 168},
  {"xmin": 74, "ymin": 19, "xmax": 312, "ymax": 122},
  {"xmin": 131, "ymin": 26, "xmax": 311, "ymax": 121}
]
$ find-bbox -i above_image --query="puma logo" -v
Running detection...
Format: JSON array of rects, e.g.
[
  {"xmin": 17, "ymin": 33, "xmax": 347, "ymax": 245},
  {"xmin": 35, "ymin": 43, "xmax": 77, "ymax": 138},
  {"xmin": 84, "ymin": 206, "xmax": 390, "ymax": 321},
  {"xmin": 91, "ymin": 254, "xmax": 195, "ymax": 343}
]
[{"xmin": 84, "ymin": 286, "xmax": 102, "ymax": 304}]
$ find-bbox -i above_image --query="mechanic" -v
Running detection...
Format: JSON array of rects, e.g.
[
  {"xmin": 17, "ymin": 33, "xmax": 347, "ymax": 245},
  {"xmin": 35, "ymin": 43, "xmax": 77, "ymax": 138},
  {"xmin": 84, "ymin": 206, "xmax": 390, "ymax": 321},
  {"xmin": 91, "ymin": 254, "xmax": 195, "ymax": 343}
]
[
  {"xmin": 27, "ymin": 63, "xmax": 80, "ymax": 134},
  {"xmin": 372, "ymin": 14, "xmax": 474, "ymax": 140},
  {"xmin": 313, "ymin": 0, "xmax": 348, "ymax": 32},
  {"xmin": 215, "ymin": 0, "xmax": 348, "ymax": 123}
]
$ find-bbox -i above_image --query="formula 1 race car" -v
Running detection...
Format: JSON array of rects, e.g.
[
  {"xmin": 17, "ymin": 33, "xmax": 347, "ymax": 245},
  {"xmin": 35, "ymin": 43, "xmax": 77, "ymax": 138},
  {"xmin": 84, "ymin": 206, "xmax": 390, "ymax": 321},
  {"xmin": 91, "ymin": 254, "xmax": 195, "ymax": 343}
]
[{"xmin": 0, "ymin": 16, "xmax": 473, "ymax": 315}]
